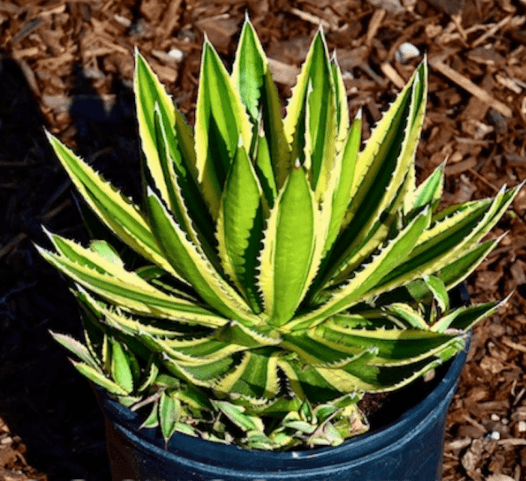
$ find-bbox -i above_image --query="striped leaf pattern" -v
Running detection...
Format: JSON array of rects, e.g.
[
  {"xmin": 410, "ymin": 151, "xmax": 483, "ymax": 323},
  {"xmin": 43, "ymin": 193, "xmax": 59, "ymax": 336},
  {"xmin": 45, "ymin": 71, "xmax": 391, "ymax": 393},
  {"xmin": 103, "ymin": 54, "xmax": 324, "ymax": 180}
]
[{"xmin": 41, "ymin": 19, "xmax": 520, "ymax": 450}]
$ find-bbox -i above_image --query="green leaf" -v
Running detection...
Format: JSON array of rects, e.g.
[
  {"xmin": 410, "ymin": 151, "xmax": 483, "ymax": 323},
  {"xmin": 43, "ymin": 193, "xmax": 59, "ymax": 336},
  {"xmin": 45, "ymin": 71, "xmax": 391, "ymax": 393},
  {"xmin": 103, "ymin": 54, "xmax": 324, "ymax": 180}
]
[
  {"xmin": 159, "ymin": 391, "xmax": 180, "ymax": 445},
  {"xmin": 138, "ymin": 357, "xmax": 159, "ymax": 392},
  {"xmin": 110, "ymin": 338, "xmax": 135, "ymax": 393},
  {"xmin": 424, "ymin": 275, "xmax": 449, "ymax": 312},
  {"xmin": 284, "ymin": 420, "xmax": 316, "ymax": 434},
  {"xmin": 175, "ymin": 422, "xmax": 198, "ymax": 437},
  {"xmin": 78, "ymin": 288, "xmax": 192, "ymax": 339},
  {"xmin": 233, "ymin": 20, "xmax": 291, "ymax": 189},
  {"xmin": 245, "ymin": 431, "xmax": 275, "ymax": 450},
  {"xmin": 176, "ymin": 384, "xmax": 213, "ymax": 411},
  {"xmin": 279, "ymin": 350, "xmax": 380, "ymax": 399},
  {"xmin": 50, "ymin": 332, "xmax": 100, "ymax": 368},
  {"xmin": 400, "ymin": 62, "xmax": 428, "ymax": 213},
  {"xmin": 284, "ymin": 31, "xmax": 328, "ymax": 166},
  {"xmin": 45, "ymin": 133, "xmax": 186, "ymax": 281},
  {"xmin": 375, "ymin": 186, "xmax": 519, "ymax": 295},
  {"xmin": 134, "ymin": 50, "xmax": 198, "ymax": 199},
  {"xmin": 383, "ymin": 303, "xmax": 429, "ymax": 330},
  {"xmin": 317, "ymin": 66, "xmax": 424, "ymax": 290},
  {"xmin": 140, "ymin": 401, "xmax": 160, "ymax": 429},
  {"xmin": 76, "ymin": 293, "xmax": 106, "ymax": 362},
  {"xmin": 214, "ymin": 348, "xmax": 281, "ymax": 399},
  {"xmin": 135, "ymin": 52, "xmax": 177, "ymax": 209},
  {"xmin": 232, "ymin": 19, "xmax": 265, "ymax": 121},
  {"xmin": 322, "ymin": 112, "xmax": 361, "ymax": 256},
  {"xmin": 292, "ymin": 208, "xmax": 431, "ymax": 328},
  {"xmin": 386, "ymin": 239, "xmax": 497, "ymax": 305},
  {"xmin": 286, "ymin": 336, "xmax": 463, "ymax": 395},
  {"xmin": 133, "ymin": 328, "xmax": 245, "ymax": 364},
  {"xmin": 212, "ymin": 400, "xmax": 265, "ymax": 432},
  {"xmin": 282, "ymin": 333, "xmax": 364, "ymax": 366},
  {"xmin": 40, "ymin": 33, "xmax": 518, "ymax": 449},
  {"xmin": 259, "ymin": 166, "xmax": 317, "ymax": 326},
  {"xmin": 308, "ymin": 422, "xmax": 344, "ymax": 446},
  {"xmin": 215, "ymin": 321, "xmax": 281, "ymax": 349},
  {"xmin": 134, "ymin": 51, "xmax": 208, "ymax": 248},
  {"xmin": 195, "ymin": 41, "xmax": 253, "ymax": 218},
  {"xmin": 151, "ymin": 104, "xmax": 221, "ymax": 271},
  {"xmin": 284, "ymin": 29, "xmax": 336, "ymax": 194},
  {"xmin": 216, "ymin": 141, "xmax": 265, "ymax": 313},
  {"xmin": 73, "ymin": 361, "xmax": 129, "ymax": 395},
  {"xmin": 330, "ymin": 53, "xmax": 349, "ymax": 151},
  {"xmin": 102, "ymin": 334, "xmax": 110, "ymax": 374},
  {"xmin": 142, "ymin": 88, "xmax": 216, "ymax": 248},
  {"xmin": 37, "ymin": 238, "xmax": 226, "ymax": 327},
  {"xmin": 315, "ymin": 316, "xmax": 463, "ymax": 366},
  {"xmin": 437, "ymin": 239, "xmax": 498, "ymax": 290},
  {"xmin": 146, "ymin": 187, "xmax": 259, "ymax": 325},
  {"xmin": 346, "ymin": 65, "xmax": 419, "ymax": 214},
  {"xmin": 255, "ymin": 128, "xmax": 278, "ymax": 207},
  {"xmin": 407, "ymin": 162, "xmax": 444, "ymax": 216},
  {"xmin": 432, "ymin": 296, "xmax": 509, "ymax": 333},
  {"xmin": 154, "ymin": 374, "xmax": 181, "ymax": 389},
  {"xmin": 162, "ymin": 355, "xmax": 233, "ymax": 387}
]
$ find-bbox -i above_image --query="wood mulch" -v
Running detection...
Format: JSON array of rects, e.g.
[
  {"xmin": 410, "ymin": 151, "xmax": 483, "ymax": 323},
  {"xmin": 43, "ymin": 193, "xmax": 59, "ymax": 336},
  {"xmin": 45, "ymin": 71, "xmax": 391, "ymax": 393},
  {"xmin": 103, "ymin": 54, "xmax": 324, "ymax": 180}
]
[{"xmin": 1, "ymin": 0, "xmax": 526, "ymax": 479}]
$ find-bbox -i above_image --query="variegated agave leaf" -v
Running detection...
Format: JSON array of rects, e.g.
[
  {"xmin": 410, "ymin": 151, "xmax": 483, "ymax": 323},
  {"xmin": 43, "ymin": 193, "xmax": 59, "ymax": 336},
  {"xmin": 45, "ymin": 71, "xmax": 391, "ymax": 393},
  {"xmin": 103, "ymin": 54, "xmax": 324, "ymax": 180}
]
[{"xmin": 41, "ymin": 18, "xmax": 520, "ymax": 450}]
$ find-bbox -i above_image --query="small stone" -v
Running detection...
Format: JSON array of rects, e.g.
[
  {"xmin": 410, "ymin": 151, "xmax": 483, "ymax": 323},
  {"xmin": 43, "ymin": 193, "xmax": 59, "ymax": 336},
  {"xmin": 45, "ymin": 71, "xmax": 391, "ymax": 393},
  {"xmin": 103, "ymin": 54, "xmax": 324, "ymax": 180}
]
[
  {"xmin": 491, "ymin": 414, "xmax": 500, "ymax": 421},
  {"xmin": 114, "ymin": 14, "xmax": 132, "ymax": 27},
  {"xmin": 168, "ymin": 48, "xmax": 184, "ymax": 62},
  {"xmin": 518, "ymin": 420, "xmax": 526, "ymax": 432},
  {"xmin": 423, "ymin": 369, "xmax": 436, "ymax": 382},
  {"xmin": 487, "ymin": 431, "xmax": 501, "ymax": 440},
  {"xmin": 395, "ymin": 42, "xmax": 420, "ymax": 64}
]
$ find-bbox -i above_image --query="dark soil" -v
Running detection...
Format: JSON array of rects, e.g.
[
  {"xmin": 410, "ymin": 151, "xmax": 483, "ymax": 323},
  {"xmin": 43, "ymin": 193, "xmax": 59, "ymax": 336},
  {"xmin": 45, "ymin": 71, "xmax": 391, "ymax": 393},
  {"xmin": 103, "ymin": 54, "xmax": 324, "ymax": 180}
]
[{"xmin": 2, "ymin": 1, "xmax": 526, "ymax": 480}]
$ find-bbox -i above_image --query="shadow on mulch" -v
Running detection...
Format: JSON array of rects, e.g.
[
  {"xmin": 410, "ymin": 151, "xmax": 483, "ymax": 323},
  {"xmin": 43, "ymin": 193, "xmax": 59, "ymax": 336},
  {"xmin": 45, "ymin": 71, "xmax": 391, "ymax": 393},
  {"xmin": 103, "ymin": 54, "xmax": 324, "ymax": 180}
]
[{"xmin": 0, "ymin": 51, "xmax": 142, "ymax": 481}]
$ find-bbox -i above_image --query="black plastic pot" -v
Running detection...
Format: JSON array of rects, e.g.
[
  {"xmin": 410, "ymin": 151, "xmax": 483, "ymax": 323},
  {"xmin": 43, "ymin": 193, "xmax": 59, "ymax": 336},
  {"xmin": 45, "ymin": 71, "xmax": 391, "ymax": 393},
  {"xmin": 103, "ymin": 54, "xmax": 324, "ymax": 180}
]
[{"xmin": 96, "ymin": 337, "xmax": 469, "ymax": 481}]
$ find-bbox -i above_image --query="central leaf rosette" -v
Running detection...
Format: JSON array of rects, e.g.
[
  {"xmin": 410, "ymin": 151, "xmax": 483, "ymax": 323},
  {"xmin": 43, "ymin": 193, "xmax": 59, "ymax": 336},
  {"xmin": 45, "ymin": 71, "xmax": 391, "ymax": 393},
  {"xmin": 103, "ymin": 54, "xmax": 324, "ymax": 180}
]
[{"xmin": 40, "ymin": 19, "xmax": 519, "ymax": 449}]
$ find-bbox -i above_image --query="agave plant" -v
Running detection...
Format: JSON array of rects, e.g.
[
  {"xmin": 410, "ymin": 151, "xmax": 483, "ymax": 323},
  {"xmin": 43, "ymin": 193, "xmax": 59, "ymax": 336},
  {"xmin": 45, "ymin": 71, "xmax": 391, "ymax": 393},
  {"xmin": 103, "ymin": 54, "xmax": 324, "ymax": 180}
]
[{"xmin": 39, "ymin": 19, "xmax": 519, "ymax": 450}]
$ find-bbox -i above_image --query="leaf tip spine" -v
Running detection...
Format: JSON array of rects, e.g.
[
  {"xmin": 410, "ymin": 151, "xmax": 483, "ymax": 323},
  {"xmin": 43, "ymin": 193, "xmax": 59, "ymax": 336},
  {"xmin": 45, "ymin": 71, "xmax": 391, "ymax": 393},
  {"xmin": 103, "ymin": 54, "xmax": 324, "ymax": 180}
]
[
  {"xmin": 355, "ymin": 107, "xmax": 363, "ymax": 121},
  {"xmin": 41, "ymin": 224, "xmax": 55, "ymax": 241},
  {"xmin": 515, "ymin": 179, "xmax": 526, "ymax": 193},
  {"xmin": 495, "ymin": 230, "xmax": 509, "ymax": 245},
  {"xmin": 43, "ymin": 128, "xmax": 55, "ymax": 144},
  {"xmin": 146, "ymin": 185, "xmax": 157, "ymax": 199},
  {"xmin": 503, "ymin": 291, "xmax": 514, "ymax": 304},
  {"xmin": 33, "ymin": 240, "xmax": 55, "ymax": 259}
]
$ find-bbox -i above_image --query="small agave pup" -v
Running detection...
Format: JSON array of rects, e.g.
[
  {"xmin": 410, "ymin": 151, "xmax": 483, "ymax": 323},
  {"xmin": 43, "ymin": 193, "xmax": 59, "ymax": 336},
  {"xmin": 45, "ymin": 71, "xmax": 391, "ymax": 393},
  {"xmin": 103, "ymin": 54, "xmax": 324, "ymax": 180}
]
[{"xmin": 40, "ymin": 19, "xmax": 519, "ymax": 451}]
